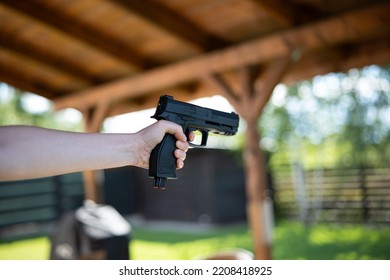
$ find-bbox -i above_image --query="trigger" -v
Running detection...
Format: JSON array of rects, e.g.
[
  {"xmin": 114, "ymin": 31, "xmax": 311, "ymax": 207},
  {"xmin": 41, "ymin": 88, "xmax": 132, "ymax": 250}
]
[
  {"xmin": 185, "ymin": 127, "xmax": 197, "ymax": 142},
  {"xmin": 186, "ymin": 128, "xmax": 208, "ymax": 147}
]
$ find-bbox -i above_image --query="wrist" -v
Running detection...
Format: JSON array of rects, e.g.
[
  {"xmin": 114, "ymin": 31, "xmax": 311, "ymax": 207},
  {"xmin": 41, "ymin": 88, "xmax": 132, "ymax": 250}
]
[{"xmin": 121, "ymin": 133, "xmax": 149, "ymax": 169}]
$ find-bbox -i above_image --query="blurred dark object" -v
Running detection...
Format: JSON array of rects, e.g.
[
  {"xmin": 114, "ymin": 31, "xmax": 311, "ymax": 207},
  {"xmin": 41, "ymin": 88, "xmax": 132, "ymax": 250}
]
[{"xmin": 50, "ymin": 200, "xmax": 131, "ymax": 260}]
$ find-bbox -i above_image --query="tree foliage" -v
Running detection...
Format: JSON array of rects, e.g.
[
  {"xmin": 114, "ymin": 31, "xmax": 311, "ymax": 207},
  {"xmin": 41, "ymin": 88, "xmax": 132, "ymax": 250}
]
[
  {"xmin": 0, "ymin": 84, "xmax": 82, "ymax": 131},
  {"xmin": 260, "ymin": 65, "xmax": 390, "ymax": 169}
]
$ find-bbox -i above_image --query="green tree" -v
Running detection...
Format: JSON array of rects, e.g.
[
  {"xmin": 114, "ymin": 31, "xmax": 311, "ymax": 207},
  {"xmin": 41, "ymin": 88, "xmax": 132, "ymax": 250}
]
[
  {"xmin": 0, "ymin": 83, "xmax": 82, "ymax": 131},
  {"xmin": 259, "ymin": 65, "xmax": 390, "ymax": 169},
  {"xmin": 336, "ymin": 66, "xmax": 390, "ymax": 167}
]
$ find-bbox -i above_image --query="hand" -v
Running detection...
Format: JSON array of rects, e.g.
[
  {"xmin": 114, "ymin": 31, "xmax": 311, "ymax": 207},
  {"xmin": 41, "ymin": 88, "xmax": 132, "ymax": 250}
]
[{"xmin": 136, "ymin": 120, "xmax": 195, "ymax": 169}]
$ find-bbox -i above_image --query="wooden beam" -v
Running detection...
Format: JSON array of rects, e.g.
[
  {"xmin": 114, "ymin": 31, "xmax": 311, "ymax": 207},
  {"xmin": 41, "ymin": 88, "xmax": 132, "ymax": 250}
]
[
  {"xmin": 0, "ymin": 46, "xmax": 88, "ymax": 98},
  {"xmin": 250, "ymin": 0, "xmax": 297, "ymax": 27},
  {"xmin": 251, "ymin": 0, "xmax": 323, "ymax": 26},
  {"xmin": 206, "ymin": 60, "xmax": 292, "ymax": 259},
  {"xmin": 0, "ymin": 6, "xmax": 98, "ymax": 84},
  {"xmin": 113, "ymin": 0, "xmax": 228, "ymax": 51},
  {"xmin": 242, "ymin": 61, "xmax": 291, "ymax": 259},
  {"xmin": 102, "ymin": 37, "xmax": 390, "ymax": 117},
  {"xmin": 244, "ymin": 117, "xmax": 270, "ymax": 260},
  {"xmin": 85, "ymin": 102, "xmax": 112, "ymax": 134},
  {"xmin": 284, "ymin": 38, "xmax": 390, "ymax": 84},
  {"xmin": 204, "ymin": 74, "xmax": 242, "ymax": 114},
  {"xmin": 1, "ymin": 0, "xmax": 146, "ymax": 69},
  {"xmin": 252, "ymin": 56, "xmax": 292, "ymax": 118},
  {"xmin": 81, "ymin": 101, "xmax": 112, "ymax": 203},
  {"xmin": 0, "ymin": 71, "xmax": 56, "ymax": 100},
  {"xmin": 54, "ymin": 2, "xmax": 390, "ymax": 111}
]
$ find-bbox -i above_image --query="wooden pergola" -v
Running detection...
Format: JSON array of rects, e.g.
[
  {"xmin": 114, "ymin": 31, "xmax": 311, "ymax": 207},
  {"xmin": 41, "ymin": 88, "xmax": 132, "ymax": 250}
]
[{"xmin": 1, "ymin": 0, "xmax": 389, "ymax": 259}]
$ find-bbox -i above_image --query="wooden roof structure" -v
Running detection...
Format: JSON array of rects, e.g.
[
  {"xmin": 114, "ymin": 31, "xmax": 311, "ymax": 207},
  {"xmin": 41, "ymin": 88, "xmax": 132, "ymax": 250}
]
[
  {"xmin": 1, "ymin": 0, "xmax": 390, "ymax": 260},
  {"xmin": 1, "ymin": 0, "xmax": 389, "ymax": 115}
]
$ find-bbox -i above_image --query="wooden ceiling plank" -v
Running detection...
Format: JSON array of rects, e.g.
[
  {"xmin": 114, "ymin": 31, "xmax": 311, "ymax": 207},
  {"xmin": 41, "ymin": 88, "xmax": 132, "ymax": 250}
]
[
  {"xmin": 53, "ymin": 2, "xmax": 390, "ymax": 111},
  {"xmin": 0, "ymin": 3, "xmax": 136, "ymax": 86},
  {"xmin": 0, "ymin": 28, "xmax": 97, "ymax": 84},
  {"xmin": 0, "ymin": 4, "xmax": 99, "ymax": 82},
  {"xmin": 0, "ymin": 46, "xmax": 89, "ymax": 97},
  {"xmin": 284, "ymin": 38, "xmax": 390, "ymax": 84},
  {"xmin": 1, "ymin": 0, "xmax": 146, "ymax": 69},
  {"xmin": 0, "ymin": 71, "xmax": 57, "ymax": 99},
  {"xmin": 112, "ymin": 0, "xmax": 228, "ymax": 51},
  {"xmin": 250, "ymin": 0, "xmax": 296, "ymax": 27}
]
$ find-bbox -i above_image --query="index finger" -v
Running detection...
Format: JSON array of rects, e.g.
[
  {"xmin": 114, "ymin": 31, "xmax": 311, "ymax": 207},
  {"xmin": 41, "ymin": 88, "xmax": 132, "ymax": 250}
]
[{"xmin": 159, "ymin": 120, "xmax": 187, "ymax": 142}]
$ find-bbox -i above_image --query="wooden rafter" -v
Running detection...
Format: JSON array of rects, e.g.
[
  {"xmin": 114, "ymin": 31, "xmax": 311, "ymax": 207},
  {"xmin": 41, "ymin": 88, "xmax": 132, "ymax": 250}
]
[
  {"xmin": 0, "ymin": 38, "xmax": 94, "ymax": 86},
  {"xmin": 0, "ymin": 46, "xmax": 89, "ymax": 98},
  {"xmin": 250, "ymin": 0, "xmax": 297, "ymax": 26},
  {"xmin": 284, "ymin": 38, "xmax": 390, "ymax": 83},
  {"xmin": 0, "ymin": 71, "xmax": 56, "ymax": 99},
  {"xmin": 113, "ymin": 0, "xmax": 228, "ymax": 51},
  {"xmin": 251, "ymin": 0, "xmax": 323, "ymax": 27},
  {"xmin": 1, "ymin": 0, "xmax": 147, "ymax": 69},
  {"xmin": 54, "ymin": 2, "xmax": 390, "ymax": 111},
  {"xmin": 81, "ymin": 101, "xmax": 112, "ymax": 203},
  {"xmin": 104, "ymin": 37, "xmax": 390, "ymax": 117}
]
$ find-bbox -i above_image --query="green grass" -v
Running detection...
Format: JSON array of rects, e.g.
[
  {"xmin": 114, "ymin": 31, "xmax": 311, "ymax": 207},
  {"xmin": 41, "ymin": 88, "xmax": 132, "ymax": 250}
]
[
  {"xmin": 130, "ymin": 224, "xmax": 252, "ymax": 260},
  {"xmin": 273, "ymin": 222, "xmax": 390, "ymax": 260},
  {"xmin": 0, "ymin": 237, "xmax": 50, "ymax": 260},
  {"xmin": 1, "ymin": 221, "xmax": 389, "ymax": 260}
]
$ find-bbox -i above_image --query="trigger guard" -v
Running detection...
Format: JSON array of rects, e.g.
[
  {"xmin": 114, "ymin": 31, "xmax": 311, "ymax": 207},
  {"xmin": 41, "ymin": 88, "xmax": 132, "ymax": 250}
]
[{"xmin": 186, "ymin": 128, "xmax": 208, "ymax": 147}]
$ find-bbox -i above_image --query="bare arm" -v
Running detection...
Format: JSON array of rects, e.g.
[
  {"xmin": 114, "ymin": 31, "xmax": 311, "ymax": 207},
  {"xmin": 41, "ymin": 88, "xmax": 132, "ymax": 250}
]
[{"xmin": 0, "ymin": 120, "xmax": 192, "ymax": 181}]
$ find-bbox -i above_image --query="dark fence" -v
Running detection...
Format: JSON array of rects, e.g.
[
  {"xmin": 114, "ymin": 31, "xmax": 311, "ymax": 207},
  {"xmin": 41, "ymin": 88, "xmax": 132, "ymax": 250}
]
[
  {"xmin": 0, "ymin": 173, "xmax": 84, "ymax": 240},
  {"xmin": 103, "ymin": 148, "xmax": 247, "ymax": 224},
  {"xmin": 140, "ymin": 148, "xmax": 246, "ymax": 224},
  {"xmin": 273, "ymin": 166, "xmax": 390, "ymax": 224}
]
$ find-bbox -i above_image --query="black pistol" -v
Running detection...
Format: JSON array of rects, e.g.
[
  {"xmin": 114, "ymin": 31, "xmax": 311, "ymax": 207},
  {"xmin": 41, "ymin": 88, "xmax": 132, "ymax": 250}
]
[{"xmin": 149, "ymin": 95, "xmax": 240, "ymax": 189}]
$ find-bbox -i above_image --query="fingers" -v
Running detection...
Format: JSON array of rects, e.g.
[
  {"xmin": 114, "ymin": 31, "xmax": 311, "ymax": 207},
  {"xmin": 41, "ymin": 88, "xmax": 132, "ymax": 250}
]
[
  {"xmin": 158, "ymin": 120, "xmax": 192, "ymax": 170},
  {"xmin": 188, "ymin": 131, "xmax": 195, "ymax": 142},
  {"xmin": 175, "ymin": 141, "xmax": 188, "ymax": 169},
  {"xmin": 174, "ymin": 148, "xmax": 186, "ymax": 160},
  {"xmin": 176, "ymin": 159, "xmax": 184, "ymax": 169},
  {"xmin": 159, "ymin": 120, "xmax": 187, "ymax": 142},
  {"xmin": 176, "ymin": 139, "xmax": 189, "ymax": 151}
]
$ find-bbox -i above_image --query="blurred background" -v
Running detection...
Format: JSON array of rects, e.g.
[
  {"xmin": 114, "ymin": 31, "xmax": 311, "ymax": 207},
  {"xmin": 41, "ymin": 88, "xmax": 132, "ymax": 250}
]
[{"xmin": 0, "ymin": 0, "xmax": 389, "ymax": 260}]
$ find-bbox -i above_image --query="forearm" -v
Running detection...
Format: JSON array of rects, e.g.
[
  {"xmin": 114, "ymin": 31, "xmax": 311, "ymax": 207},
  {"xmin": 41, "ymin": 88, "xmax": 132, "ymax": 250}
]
[{"xmin": 0, "ymin": 126, "xmax": 139, "ymax": 180}]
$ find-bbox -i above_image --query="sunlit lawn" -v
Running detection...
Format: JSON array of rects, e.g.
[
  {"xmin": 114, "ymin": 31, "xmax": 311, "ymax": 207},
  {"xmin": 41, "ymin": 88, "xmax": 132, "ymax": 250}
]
[{"xmin": 1, "ymin": 221, "xmax": 389, "ymax": 260}]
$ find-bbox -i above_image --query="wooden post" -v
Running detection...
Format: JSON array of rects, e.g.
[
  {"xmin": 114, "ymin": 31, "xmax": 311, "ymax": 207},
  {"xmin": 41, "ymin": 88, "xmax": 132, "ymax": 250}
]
[
  {"xmin": 244, "ymin": 117, "xmax": 272, "ymax": 259},
  {"xmin": 206, "ymin": 57, "xmax": 292, "ymax": 259},
  {"xmin": 81, "ymin": 101, "xmax": 111, "ymax": 203}
]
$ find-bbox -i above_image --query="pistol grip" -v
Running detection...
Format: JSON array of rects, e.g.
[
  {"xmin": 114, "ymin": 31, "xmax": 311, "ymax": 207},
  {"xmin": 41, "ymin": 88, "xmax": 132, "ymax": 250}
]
[{"xmin": 149, "ymin": 134, "xmax": 177, "ymax": 189}]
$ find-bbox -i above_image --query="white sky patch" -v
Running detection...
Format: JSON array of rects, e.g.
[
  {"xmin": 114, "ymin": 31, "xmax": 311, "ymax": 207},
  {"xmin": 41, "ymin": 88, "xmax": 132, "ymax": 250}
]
[
  {"xmin": 0, "ymin": 83, "xmax": 13, "ymax": 102},
  {"xmin": 271, "ymin": 84, "xmax": 287, "ymax": 107},
  {"xmin": 20, "ymin": 93, "xmax": 52, "ymax": 114},
  {"xmin": 56, "ymin": 108, "xmax": 83, "ymax": 124},
  {"xmin": 104, "ymin": 108, "xmax": 156, "ymax": 133}
]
